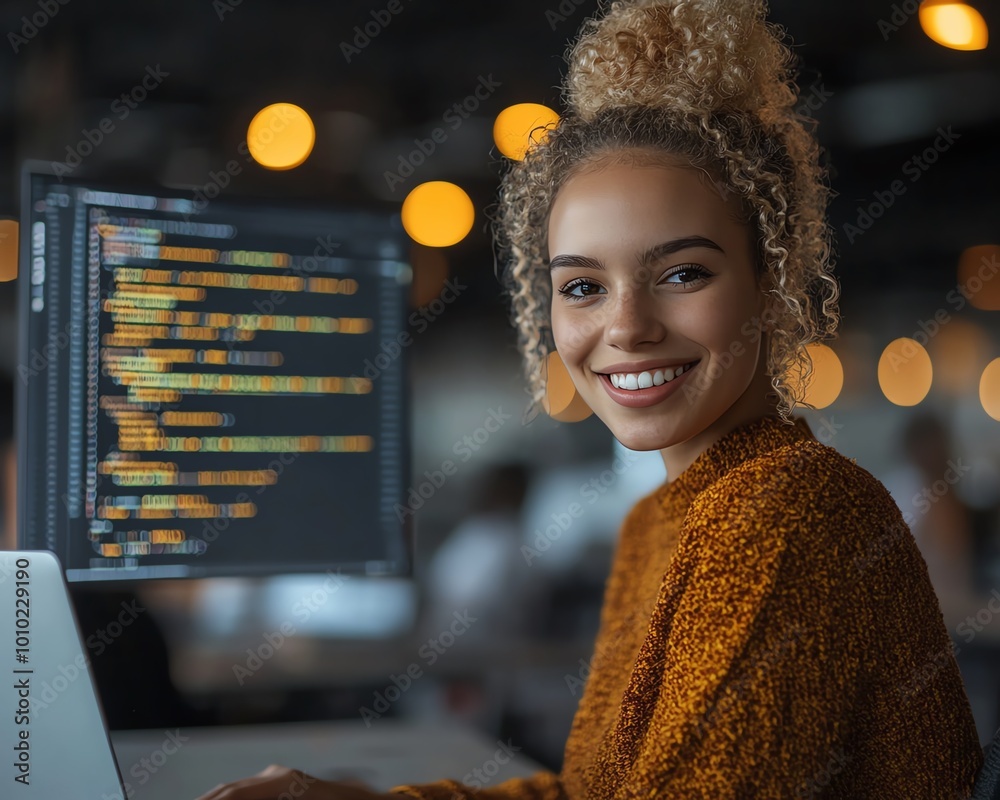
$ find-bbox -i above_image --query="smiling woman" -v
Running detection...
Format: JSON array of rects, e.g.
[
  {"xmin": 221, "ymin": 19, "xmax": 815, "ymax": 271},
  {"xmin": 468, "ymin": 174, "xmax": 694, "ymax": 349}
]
[
  {"xmin": 196, "ymin": 0, "xmax": 986, "ymax": 798},
  {"xmin": 394, "ymin": 0, "xmax": 979, "ymax": 795},
  {"xmin": 545, "ymin": 157, "xmax": 779, "ymax": 479}
]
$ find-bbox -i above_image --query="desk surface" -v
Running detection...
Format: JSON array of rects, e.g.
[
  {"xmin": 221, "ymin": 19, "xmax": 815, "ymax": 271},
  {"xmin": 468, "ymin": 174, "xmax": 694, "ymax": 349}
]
[{"xmin": 111, "ymin": 719, "xmax": 548, "ymax": 799}]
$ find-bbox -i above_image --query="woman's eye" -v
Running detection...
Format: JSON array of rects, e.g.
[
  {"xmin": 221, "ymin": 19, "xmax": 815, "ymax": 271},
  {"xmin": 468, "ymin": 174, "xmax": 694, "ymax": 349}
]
[
  {"xmin": 664, "ymin": 265, "xmax": 709, "ymax": 285},
  {"xmin": 558, "ymin": 279, "xmax": 603, "ymax": 300},
  {"xmin": 557, "ymin": 265, "xmax": 709, "ymax": 301}
]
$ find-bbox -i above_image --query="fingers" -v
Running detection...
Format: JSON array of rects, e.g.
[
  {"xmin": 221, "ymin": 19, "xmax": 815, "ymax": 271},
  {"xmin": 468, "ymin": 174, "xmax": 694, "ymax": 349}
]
[{"xmin": 194, "ymin": 764, "xmax": 316, "ymax": 800}]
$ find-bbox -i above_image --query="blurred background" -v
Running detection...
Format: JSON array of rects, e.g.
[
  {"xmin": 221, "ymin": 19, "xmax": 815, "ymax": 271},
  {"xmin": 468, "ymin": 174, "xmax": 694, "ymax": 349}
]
[{"xmin": 0, "ymin": 0, "xmax": 999, "ymax": 772}]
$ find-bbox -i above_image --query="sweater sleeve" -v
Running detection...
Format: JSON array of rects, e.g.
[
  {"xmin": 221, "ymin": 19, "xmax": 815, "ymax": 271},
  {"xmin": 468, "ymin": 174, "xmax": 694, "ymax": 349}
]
[
  {"xmin": 602, "ymin": 464, "xmax": 868, "ymax": 798},
  {"xmin": 388, "ymin": 769, "xmax": 567, "ymax": 799},
  {"xmin": 610, "ymin": 458, "xmax": 980, "ymax": 798}
]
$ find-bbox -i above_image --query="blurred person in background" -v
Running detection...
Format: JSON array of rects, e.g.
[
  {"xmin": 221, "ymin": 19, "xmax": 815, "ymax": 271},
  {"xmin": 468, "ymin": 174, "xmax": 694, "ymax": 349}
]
[
  {"xmin": 894, "ymin": 412, "xmax": 979, "ymax": 632},
  {"xmin": 886, "ymin": 412, "xmax": 999, "ymax": 744},
  {"xmin": 415, "ymin": 462, "xmax": 537, "ymax": 736},
  {"xmin": 422, "ymin": 462, "xmax": 534, "ymax": 642}
]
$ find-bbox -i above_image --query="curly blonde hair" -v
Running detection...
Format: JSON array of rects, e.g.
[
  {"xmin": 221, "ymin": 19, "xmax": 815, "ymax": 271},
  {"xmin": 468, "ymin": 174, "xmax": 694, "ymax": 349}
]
[{"xmin": 492, "ymin": 0, "xmax": 840, "ymax": 423}]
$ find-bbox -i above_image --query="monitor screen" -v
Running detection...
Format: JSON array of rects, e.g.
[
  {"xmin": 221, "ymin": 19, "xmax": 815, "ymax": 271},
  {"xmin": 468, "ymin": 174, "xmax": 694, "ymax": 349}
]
[{"xmin": 17, "ymin": 165, "xmax": 412, "ymax": 581}]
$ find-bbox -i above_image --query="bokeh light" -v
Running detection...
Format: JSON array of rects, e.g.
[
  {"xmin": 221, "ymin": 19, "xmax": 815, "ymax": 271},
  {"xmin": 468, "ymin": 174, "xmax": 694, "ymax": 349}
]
[
  {"xmin": 493, "ymin": 103, "xmax": 559, "ymax": 160},
  {"xmin": 919, "ymin": 1, "xmax": 988, "ymax": 50},
  {"xmin": 979, "ymin": 358, "xmax": 1000, "ymax": 421},
  {"xmin": 958, "ymin": 244, "xmax": 1000, "ymax": 310},
  {"xmin": 791, "ymin": 343, "xmax": 844, "ymax": 409},
  {"xmin": 542, "ymin": 350, "xmax": 592, "ymax": 423},
  {"xmin": 878, "ymin": 337, "xmax": 933, "ymax": 406},
  {"xmin": 0, "ymin": 219, "xmax": 18, "ymax": 282},
  {"xmin": 401, "ymin": 182, "xmax": 475, "ymax": 247},
  {"xmin": 927, "ymin": 316, "xmax": 993, "ymax": 396},
  {"xmin": 246, "ymin": 103, "xmax": 316, "ymax": 170}
]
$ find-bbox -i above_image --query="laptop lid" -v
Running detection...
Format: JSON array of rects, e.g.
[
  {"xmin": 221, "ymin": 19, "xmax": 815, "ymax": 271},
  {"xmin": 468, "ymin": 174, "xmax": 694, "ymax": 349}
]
[{"xmin": 0, "ymin": 550, "xmax": 126, "ymax": 798}]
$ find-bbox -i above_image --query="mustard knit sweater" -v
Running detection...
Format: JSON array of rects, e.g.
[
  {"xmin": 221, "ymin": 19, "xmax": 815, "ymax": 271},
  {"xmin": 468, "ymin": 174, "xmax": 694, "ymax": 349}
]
[{"xmin": 391, "ymin": 414, "xmax": 984, "ymax": 799}]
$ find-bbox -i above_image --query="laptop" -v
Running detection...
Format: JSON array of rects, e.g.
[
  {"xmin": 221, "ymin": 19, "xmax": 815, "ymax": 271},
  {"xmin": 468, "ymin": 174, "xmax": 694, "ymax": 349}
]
[
  {"xmin": 1, "ymin": 550, "xmax": 127, "ymax": 798},
  {"xmin": 0, "ymin": 550, "xmax": 548, "ymax": 799}
]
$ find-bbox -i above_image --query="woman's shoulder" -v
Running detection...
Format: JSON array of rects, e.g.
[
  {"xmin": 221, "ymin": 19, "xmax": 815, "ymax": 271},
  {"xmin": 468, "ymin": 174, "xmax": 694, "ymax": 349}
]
[
  {"xmin": 712, "ymin": 436, "xmax": 897, "ymax": 510},
  {"xmin": 689, "ymin": 437, "xmax": 907, "ymax": 554}
]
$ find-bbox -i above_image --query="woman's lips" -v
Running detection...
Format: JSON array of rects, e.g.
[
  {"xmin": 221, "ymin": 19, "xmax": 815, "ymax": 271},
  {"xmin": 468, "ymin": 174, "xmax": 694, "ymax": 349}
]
[{"xmin": 597, "ymin": 360, "xmax": 700, "ymax": 408}]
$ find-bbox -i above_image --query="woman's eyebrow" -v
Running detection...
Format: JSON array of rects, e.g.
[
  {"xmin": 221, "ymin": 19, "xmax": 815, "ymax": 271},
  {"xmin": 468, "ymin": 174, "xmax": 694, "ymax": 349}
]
[
  {"xmin": 548, "ymin": 253, "xmax": 604, "ymax": 271},
  {"xmin": 640, "ymin": 235, "xmax": 725, "ymax": 264},
  {"xmin": 549, "ymin": 235, "xmax": 725, "ymax": 271}
]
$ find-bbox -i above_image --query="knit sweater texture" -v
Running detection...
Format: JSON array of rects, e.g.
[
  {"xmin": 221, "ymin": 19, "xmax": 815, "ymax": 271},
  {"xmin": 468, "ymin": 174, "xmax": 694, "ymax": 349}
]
[{"xmin": 390, "ymin": 414, "xmax": 984, "ymax": 799}]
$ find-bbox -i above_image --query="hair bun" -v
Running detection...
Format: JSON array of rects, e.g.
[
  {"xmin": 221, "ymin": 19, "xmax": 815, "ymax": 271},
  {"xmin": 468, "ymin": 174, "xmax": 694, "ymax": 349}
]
[{"xmin": 564, "ymin": 0, "xmax": 797, "ymax": 126}]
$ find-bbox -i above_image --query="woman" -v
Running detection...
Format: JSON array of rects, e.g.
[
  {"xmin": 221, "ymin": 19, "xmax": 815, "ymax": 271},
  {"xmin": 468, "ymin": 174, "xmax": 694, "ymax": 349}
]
[{"xmin": 198, "ymin": 0, "xmax": 984, "ymax": 797}]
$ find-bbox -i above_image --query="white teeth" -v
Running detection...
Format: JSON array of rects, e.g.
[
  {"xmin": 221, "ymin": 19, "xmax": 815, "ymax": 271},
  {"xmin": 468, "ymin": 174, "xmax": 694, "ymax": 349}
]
[{"xmin": 610, "ymin": 362, "xmax": 695, "ymax": 392}]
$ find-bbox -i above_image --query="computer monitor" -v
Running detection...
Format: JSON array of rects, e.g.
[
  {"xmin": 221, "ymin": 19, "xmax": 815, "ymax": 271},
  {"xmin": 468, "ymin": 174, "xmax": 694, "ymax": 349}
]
[{"xmin": 17, "ymin": 164, "xmax": 413, "ymax": 581}]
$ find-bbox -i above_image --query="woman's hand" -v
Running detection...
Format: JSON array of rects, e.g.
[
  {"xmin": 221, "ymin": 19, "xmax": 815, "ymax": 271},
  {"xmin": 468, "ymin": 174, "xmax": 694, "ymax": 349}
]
[{"xmin": 194, "ymin": 764, "xmax": 393, "ymax": 799}]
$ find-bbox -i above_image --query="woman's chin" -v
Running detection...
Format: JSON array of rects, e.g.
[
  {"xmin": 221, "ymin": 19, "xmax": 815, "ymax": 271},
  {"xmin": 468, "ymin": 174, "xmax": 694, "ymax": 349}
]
[{"xmin": 607, "ymin": 421, "xmax": 681, "ymax": 453}]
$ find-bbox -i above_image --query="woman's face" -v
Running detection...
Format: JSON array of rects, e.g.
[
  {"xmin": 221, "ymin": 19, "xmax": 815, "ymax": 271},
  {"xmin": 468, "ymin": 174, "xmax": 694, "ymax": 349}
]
[{"xmin": 546, "ymin": 153, "xmax": 773, "ymax": 452}]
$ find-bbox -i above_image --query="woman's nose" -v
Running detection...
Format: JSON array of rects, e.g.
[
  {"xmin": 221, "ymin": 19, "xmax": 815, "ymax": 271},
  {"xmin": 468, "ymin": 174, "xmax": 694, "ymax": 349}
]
[{"xmin": 602, "ymin": 286, "xmax": 666, "ymax": 351}]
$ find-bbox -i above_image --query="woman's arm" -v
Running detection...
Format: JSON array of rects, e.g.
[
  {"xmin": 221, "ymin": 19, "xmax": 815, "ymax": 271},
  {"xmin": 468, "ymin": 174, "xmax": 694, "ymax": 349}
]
[
  {"xmin": 389, "ymin": 770, "xmax": 567, "ymax": 799},
  {"xmin": 192, "ymin": 766, "xmax": 567, "ymax": 799},
  {"xmin": 610, "ymin": 455, "xmax": 981, "ymax": 798},
  {"xmin": 623, "ymin": 504, "xmax": 863, "ymax": 797}
]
